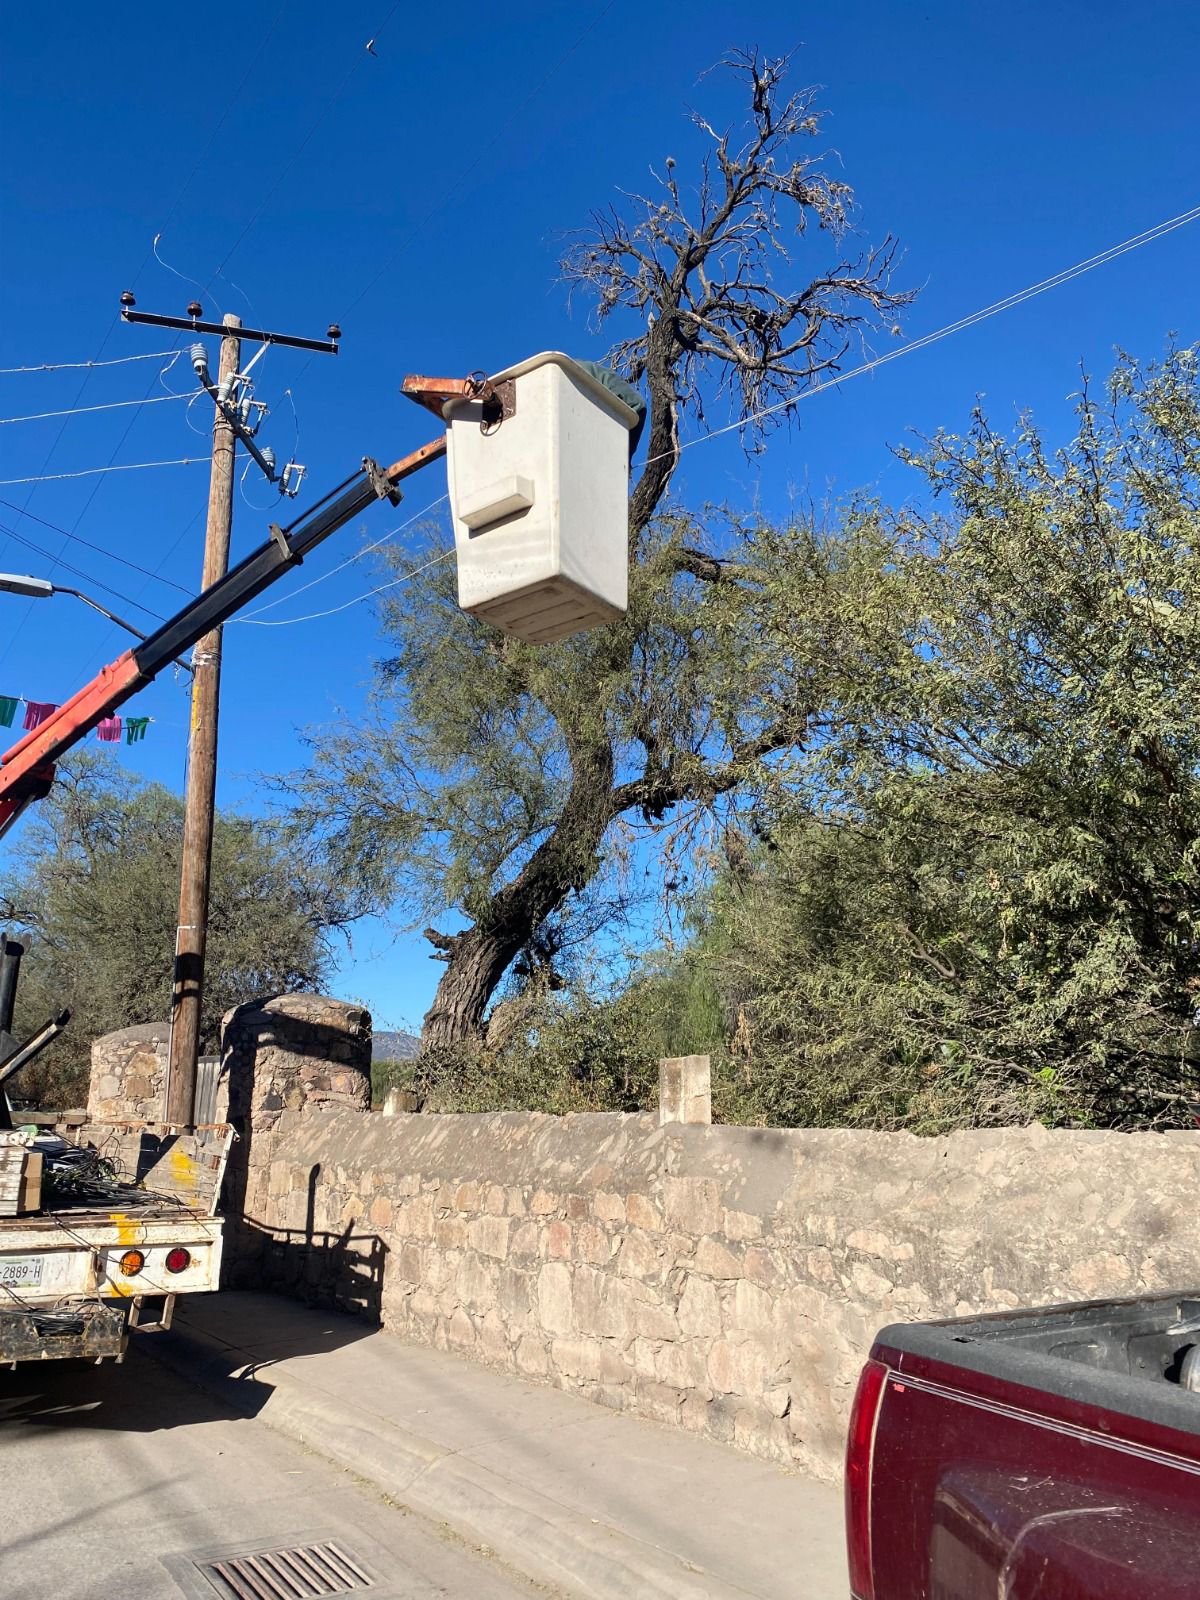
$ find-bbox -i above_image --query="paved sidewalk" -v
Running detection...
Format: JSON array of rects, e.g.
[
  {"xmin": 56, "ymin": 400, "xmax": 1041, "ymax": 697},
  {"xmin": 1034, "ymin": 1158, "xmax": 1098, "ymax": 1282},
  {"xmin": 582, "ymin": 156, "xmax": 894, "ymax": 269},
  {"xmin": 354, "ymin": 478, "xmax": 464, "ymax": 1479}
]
[{"xmin": 145, "ymin": 1291, "xmax": 848, "ymax": 1600}]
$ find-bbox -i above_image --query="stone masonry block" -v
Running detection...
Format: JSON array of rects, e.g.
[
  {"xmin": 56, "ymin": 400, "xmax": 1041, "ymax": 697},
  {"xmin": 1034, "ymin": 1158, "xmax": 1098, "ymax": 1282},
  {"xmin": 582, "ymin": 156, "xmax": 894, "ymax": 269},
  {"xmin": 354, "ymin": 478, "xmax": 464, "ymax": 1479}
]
[
  {"xmin": 466, "ymin": 1215, "xmax": 511, "ymax": 1259},
  {"xmin": 626, "ymin": 1193, "xmax": 663, "ymax": 1231},
  {"xmin": 707, "ymin": 1337, "xmax": 769, "ymax": 1396},
  {"xmin": 545, "ymin": 1220, "xmax": 572, "ymax": 1259},
  {"xmin": 677, "ymin": 1275, "xmax": 722, "ymax": 1338},
  {"xmin": 537, "ymin": 1262, "xmax": 574, "ymax": 1336},
  {"xmin": 510, "ymin": 1221, "xmax": 540, "ymax": 1258},
  {"xmin": 723, "ymin": 1208, "xmax": 764, "ymax": 1242},
  {"xmin": 658, "ymin": 1054, "xmax": 712, "ymax": 1126},
  {"xmin": 662, "ymin": 1176, "xmax": 721, "ymax": 1237},
  {"xmin": 515, "ymin": 1336, "xmax": 551, "ymax": 1377},
  {"xmin": 446, "ymin": 1307, "xmax": 476, "ymax": 1350},
  {"xmin": 458, "ymin": 1253, "xmax": 500, "ymax": 1309},
  {"xmin": 634, "ymin": 1300, "xmax": 680, "ymax": 1341},
  {"xmin": 694, "ymin": 1237, "xmax": 743, "ymax": 1279},
  {"xmin": 730, "ymin": 1279, "xmax": 775, "ymax": 1334},
  {"xmin": 435, "ymin": 1216, "xmax": 468, "ymax": 1250},
  {"xmin": 574, "ymin": 1223, "xmax": 612, "ymax": 1265},
  {"xmin": 617, "ymin": 1233, "xmax": 661, "ymax": 1280},
  {"xmin": 478, "ymin": 1309, "xmax": 510, "ymax": 1365},
  {"xmin": 593, "ymin": 1191, "xmax": 626, "ymax": 1223}
]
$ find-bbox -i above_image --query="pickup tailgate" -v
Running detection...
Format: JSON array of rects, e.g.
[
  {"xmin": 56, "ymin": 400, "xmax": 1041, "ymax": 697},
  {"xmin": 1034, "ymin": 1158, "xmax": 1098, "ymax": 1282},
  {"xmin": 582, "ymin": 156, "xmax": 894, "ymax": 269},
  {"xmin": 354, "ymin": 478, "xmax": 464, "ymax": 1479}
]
[{"xmin": 860, "ymin": 1305, "xmax": 1200, "ymax": 1600}]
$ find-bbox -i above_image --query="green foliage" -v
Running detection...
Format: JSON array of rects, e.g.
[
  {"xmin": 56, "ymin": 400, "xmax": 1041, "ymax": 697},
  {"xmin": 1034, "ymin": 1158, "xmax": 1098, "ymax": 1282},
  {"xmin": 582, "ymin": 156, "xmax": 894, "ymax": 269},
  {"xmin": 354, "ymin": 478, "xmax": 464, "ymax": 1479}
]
[
  {"xmin": 669, "ymin": 346, "xmax": 1200, "ymax": 1130},
  {"xmin": 413, "ymin": 986, "xmax": 664, "ymax": 1116},
  {"xmin": 1, "ymin": 752, "xmax": 335, "ymax": 1107}
]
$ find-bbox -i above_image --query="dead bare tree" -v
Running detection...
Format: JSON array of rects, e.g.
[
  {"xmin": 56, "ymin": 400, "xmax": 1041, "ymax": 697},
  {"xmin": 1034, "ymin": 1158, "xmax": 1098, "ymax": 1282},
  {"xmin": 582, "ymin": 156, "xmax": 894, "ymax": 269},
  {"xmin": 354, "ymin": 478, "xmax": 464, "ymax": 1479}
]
[{"xmin": 564, "ymin": 47, "xmax": 912, "ymax": 542}]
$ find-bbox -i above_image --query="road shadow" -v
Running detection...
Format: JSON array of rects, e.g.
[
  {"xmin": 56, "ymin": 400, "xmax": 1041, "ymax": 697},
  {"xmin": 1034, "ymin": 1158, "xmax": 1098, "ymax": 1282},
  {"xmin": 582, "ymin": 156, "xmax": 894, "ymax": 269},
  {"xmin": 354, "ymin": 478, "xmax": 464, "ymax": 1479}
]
[{"xmin": 0, "ymin": 1336, "xmax": 263, "ymax": 1434}]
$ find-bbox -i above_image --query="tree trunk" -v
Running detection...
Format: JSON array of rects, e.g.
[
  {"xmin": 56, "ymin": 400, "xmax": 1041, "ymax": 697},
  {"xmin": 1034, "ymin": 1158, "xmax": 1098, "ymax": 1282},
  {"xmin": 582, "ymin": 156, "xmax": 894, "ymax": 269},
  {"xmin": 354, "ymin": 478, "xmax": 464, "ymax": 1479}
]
[{"xmin": 421, "ymin": 734, "xmax": 617, "ymax": 1046}]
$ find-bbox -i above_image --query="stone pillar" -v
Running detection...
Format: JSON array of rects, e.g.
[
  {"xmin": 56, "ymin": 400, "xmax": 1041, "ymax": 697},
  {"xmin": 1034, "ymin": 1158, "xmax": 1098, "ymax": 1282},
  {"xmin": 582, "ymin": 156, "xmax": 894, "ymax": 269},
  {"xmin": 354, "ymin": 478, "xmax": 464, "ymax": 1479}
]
[
  {"xmin": 658, "ymin": 1054, "xmax": 712, "ymax": 1126},
  {"xmin": 221, "ymin": 993, "xmax": 372, "ymax": 1134},
  {"xmin": 219, "ymin": 994, "xmax": 372, "ymax": 1285},
  {"xmin": 382, "ymin": 1086, "xmax": 420, "ymax": 1115},
  {"xmin": 87, "ymin": 1023, "xmax": 170, "ymax": 1123}
]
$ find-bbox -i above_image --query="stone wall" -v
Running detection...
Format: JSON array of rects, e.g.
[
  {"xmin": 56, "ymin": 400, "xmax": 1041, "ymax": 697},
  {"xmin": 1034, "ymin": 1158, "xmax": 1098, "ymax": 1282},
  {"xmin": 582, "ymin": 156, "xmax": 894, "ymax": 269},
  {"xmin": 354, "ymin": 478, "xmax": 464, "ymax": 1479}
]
[
  {"xmin": 87, "ymin": 1022, "xmax": 169, "ymax": 1122},
  {"xmin": 235, "ymin": 1107, "xmax": 1200, "ymax": 1483}
]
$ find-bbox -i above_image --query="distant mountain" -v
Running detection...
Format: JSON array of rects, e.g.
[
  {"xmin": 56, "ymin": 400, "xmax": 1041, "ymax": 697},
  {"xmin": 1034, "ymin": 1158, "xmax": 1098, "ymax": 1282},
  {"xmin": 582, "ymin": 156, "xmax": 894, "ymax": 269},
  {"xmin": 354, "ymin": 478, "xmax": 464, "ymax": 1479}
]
[{"xmin": 372, "ymin": 1029, "xmax": 421, "ymax": 1062}]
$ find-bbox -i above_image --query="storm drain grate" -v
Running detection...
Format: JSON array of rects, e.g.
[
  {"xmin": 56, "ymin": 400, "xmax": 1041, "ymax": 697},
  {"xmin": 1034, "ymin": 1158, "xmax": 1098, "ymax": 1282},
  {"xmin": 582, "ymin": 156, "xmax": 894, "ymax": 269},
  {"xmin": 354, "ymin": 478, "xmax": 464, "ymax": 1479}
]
[{"xmin": 200, "ymin": 1541, "xmax": 375, "ymax": 1599}]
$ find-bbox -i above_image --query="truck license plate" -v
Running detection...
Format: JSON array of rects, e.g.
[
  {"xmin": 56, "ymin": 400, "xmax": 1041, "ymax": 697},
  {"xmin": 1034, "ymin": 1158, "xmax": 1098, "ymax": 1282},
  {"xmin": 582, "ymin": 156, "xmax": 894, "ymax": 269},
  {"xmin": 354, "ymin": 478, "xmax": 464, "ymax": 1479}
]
[{"xmin": 0, "ymin": 1255, "xmax": 44, "ymax": 1290}]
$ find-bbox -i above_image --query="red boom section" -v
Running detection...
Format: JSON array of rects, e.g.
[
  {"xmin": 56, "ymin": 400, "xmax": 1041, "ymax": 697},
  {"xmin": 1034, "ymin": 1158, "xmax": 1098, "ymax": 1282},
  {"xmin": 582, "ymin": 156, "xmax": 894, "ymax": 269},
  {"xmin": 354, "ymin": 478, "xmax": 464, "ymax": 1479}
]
[{"xmin": 0, "ymin": 651, "xmax": 146, "ymax": 840}]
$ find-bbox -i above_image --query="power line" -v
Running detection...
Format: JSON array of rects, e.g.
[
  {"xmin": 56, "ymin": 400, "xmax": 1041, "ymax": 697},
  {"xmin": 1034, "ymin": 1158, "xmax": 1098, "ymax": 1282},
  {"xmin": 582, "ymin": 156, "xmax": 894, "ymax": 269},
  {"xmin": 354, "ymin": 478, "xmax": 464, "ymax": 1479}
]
[
  {"xmin": 239, "ymin": 492, "xmax": 449, "ymax": 617},
  {"xmin": 0, "ymin": 391, "xmax": 188, "ymax": 427},
  {"xmin": 0, "ymin": 0, "xmax": 293, "ymax": 641},
  {"xmin": 0, "ymin": 351, "xmax": 197, "ymax": 670},
  {"xmin": 0, "ymin": 457, "xmax": 209, "ymax": 487},
  {"xmin": 66, "ymin": 505, "xmax": 206, "ymax": 686},
  {"xmin": 0, "ymin": 521, "xmax": 167, "ymax": 620},
  {"xmin": 243, "ymin": 200, "xmax": 1200, "ymax": 628},
  {"xmin": 654, "ymin": 201, "xmax": 1200, "ymax": 467},
  {"xmin": 234, "ymin": 548, "xmax": 452, "ymax": 627},
  {"xmin": 0, "ymin": 349, "xmax": 180, "ymax": 375},
  {"xmin": 0, "ymin": 498, "xmax": 192, "ymax": 595}
]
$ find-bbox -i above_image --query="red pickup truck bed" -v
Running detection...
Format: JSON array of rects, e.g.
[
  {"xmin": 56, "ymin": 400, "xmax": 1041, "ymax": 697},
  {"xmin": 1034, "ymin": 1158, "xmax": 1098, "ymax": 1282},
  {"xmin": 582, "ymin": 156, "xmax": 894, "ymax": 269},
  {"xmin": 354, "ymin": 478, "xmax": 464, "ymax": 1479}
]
[{"xmin": 847, "ymin": 1293, "xmax": 1200, "ymax": 1599}]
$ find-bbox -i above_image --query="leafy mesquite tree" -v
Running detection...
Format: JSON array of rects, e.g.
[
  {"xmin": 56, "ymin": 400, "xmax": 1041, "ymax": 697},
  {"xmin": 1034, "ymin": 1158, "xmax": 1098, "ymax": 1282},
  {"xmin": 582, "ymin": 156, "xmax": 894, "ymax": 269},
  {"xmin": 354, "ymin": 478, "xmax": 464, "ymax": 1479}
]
[
  {"xmin": 673, "ymin": 346, "xmax": 1200, "ymax": 1130},
  {"xmin": 291, "ymin": 51, "xmax": 913, "ymax": 1046}
]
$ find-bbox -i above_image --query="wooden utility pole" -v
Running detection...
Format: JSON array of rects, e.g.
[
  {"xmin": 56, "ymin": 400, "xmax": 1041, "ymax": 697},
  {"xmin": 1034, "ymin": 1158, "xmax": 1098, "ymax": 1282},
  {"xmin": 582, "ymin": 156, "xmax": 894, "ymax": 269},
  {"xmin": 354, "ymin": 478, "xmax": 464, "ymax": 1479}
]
[{"xmin": 165, "ymin": 313, "xmax": 241, "ymax": 1127}]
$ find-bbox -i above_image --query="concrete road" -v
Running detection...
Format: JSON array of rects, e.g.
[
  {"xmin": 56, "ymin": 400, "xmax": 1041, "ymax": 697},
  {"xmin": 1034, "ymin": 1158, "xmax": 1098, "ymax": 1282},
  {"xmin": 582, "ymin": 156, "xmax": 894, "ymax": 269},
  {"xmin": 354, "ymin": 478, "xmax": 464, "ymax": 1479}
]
[{"xmin": 0, "ymin": 1345, "xmax": 562, "ymax": 1600}]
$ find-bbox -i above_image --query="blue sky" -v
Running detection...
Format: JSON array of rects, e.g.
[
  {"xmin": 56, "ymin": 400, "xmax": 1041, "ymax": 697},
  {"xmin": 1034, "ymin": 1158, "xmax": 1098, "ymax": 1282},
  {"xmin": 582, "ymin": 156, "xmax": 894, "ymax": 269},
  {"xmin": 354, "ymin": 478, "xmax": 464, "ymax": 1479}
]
[{"xmin": 2, "ymin": 1, "xmax": 1198, "ymax": 1033}]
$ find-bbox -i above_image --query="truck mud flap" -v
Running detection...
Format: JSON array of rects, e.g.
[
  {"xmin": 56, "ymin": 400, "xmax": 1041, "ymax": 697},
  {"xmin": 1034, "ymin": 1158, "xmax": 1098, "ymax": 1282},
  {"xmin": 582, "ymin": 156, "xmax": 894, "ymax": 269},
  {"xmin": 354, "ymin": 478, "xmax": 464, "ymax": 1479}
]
[{"xmin": 0, "ymin": 1303, "xmax": 127, "ymax": 1363}]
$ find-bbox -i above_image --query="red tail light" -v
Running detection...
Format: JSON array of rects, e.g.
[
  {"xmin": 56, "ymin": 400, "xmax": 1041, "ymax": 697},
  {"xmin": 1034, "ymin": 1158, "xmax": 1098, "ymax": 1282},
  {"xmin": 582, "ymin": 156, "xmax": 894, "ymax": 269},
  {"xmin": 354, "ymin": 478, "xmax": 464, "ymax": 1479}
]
[
  {"xmin": 845, "ymin": 1358, "xmax": 888, "ymax": 1599},
  {"xmin": 164, "ymin": 1247, "xmax": 191, "ymax": 1274}
]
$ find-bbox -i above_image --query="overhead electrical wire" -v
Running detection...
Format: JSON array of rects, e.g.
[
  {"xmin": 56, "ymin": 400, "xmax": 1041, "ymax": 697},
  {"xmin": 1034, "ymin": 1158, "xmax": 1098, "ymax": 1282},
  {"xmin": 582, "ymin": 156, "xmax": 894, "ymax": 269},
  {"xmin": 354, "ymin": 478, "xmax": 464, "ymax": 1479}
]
[
  {"xmin": 0, "ymin": 0, "xmax": 293, "ymax": 642},
  {"xmin": 0, "ymin": 456, "xmax": 209, "ymax": 487},
  {"xmin": 0, "ymin": 349, "xmax": 180, "ymax": 376},
  {"xmin": 63, "ymin": 504, "xmax": 206, "ymax": 686},
  {"xmin": 242, "ymin": 198, "xmax": 1200, "ymax": 631},
  {"xmin": 0, "ymin": 391, "xmax": 189, "ymax": 427},
  {"xmin": 239, "ymin": 492, "xmax": 449, "ymax": 617},
  {"xmin": 0, "ymin": 350, "xmax": 202, "ymax": 671},
  {"xmin": 0, "ymin": 498, "xmax": 192, "ymax": 595},
  {"xmin": 0, "ymin": 521, "xmax": 168, "ymax": 620},
  {"xmin": 234, "ymin": 548, "xmax": 453, "ymax": 627},
  {"xmin": 649, "ymin": 201, "xmax": 1200, "ymax": 468}
]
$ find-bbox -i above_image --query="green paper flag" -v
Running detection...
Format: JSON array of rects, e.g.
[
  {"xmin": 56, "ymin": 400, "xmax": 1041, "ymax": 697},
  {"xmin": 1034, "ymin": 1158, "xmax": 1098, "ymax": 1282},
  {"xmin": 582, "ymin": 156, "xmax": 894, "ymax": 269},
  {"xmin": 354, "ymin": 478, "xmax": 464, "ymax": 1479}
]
[
  {"xmin": 0, "ymin": 696, "xmax": 17, "ymax": 729},
  {"xmin": 125, "ymin": 716, "xmax": 150, "ymax": 745}
]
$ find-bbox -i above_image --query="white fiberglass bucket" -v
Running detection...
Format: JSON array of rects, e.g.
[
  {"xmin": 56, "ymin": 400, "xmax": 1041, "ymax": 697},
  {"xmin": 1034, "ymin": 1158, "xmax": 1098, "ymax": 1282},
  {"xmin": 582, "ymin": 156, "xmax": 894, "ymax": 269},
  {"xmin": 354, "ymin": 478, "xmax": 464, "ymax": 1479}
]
[{"xmin": 444, "ymin": 352, "xmax": 639, "ymax": 644}]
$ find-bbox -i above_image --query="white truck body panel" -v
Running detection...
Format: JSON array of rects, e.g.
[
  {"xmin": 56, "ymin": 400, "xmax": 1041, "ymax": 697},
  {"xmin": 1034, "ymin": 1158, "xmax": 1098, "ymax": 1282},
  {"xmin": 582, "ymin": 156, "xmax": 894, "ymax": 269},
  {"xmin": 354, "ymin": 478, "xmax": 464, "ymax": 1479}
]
[{"xmin": 0, "ymin": 1210, "xmax": 223, "ymax": 1303}]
